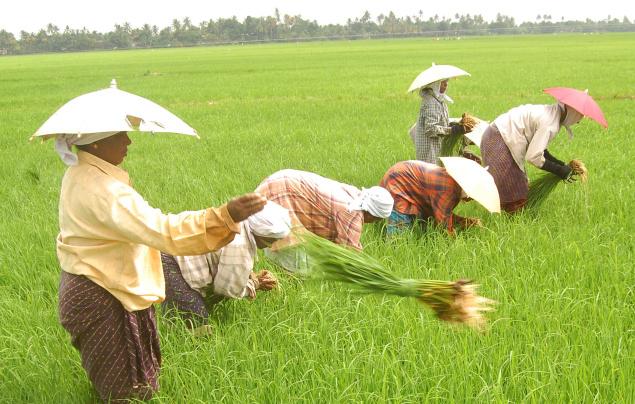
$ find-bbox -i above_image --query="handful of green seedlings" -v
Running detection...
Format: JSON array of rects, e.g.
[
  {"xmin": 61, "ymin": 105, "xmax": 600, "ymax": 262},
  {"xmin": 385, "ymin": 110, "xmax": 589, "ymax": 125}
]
[
  {"xmin": 527, "ymin": 159, "xmax": 588, "ymax": 210},
  {"xmin": 441, "ymin": 113, "xmax": 481, "ymax": 157},
  {"xmin": 300, "ymin": 232, "xmax": 495, "ymax": 330}
]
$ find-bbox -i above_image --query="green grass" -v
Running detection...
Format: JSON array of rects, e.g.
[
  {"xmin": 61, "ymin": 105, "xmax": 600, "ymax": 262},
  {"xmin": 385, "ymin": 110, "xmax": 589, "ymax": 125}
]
[{"xmin": 1, "ymin": 33, "xmax": 633, "ymax": 402}]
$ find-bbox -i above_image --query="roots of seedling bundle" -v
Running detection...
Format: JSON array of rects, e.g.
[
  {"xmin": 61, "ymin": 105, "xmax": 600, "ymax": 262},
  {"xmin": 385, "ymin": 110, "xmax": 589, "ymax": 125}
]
[
  {"xmin": 569, "ymin": 159, "xmax": 588, "ymax": 182},
  {"xmin": 459, "ymin": 113, "xmax": 480, "ymax": 132},
  {"xmin": 418, "ymin": 279, "xmax": 495, "ymax": 330}
]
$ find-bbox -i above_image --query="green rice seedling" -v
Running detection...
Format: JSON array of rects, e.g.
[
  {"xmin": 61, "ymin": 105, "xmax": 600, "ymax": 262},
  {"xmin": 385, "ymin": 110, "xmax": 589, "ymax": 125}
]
[
  {"xmin": 299, "ymin": 232, "xmax": 495, "ymax": 330},
  {"xmin": 526, "ymin": 173, "xmax": 561, "ymax": 210},
  {"xmin": 439, "ymin": 132, "xmax": 464, "ymax": 157},
  {"xmin": 440, "ymin": 113, "xmax": 481, "ymax": 157},
  {"xmin": 527, "ymin": 160, "xmax": 588, "ymax": 210}
]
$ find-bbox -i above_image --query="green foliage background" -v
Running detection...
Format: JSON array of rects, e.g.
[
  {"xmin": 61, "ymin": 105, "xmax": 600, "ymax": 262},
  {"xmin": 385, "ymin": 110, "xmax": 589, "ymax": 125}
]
[{"xmin": 0, "ymin": 34, "xmax": 633, "ymax": 402}]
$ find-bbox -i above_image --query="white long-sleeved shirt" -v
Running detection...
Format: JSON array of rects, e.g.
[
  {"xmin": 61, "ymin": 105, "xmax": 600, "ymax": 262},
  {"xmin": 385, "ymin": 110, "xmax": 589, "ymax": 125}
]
[{"xmin": 493, "ymin": 104, "xmax": 563, "ymax": 171}]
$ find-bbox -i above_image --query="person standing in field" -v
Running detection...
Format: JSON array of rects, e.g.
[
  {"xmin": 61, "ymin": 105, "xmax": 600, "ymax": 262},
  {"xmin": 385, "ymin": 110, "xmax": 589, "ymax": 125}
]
[
  {"xmin": 161, "ymin": 201, "xmax": 291, "ymax": 332},
  {"xmin": 480, "ymin": 103, "xmax": 584, "ymax": 213},
  {"xmin": 254, "ymin": 169, "xmax": 393, "ymax": 272},
  {"xmin": 379, "ymin": 159, "xmax": 499, "ymax": 235},
  {"xmin": 413, "ymin": 79, "xmax": 467, "ymax": 164},
  {"xmin": 407, "ymin": 64, "xmax": 471, "ymax": 164},
  {"xmin": 51, "ymin": 129, "xmax": 265, "ymax": 400}
]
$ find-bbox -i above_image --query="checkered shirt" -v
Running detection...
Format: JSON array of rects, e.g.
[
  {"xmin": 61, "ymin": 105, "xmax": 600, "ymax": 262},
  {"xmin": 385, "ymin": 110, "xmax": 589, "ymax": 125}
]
[
  {"xmin": 414, "ymin": 89, "xmax": 452, "ymax": 164},
  {"xmin": 175, "ymin": 222, "xmax": 257, "ymax": 298},
  {"xmin": 255, "ymin": 169, "xmax": 365, "ymax": 250}
]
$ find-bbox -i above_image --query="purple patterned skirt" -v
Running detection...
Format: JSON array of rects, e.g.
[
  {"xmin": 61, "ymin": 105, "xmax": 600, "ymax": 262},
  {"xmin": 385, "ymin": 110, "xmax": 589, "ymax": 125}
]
[
  {"xmin": 58, "ymin": 272, "xmax": 160, "ymax": 401},
  {"xmin": 480, "ymin": 125, "xmax": 528, "ymax": 212}
]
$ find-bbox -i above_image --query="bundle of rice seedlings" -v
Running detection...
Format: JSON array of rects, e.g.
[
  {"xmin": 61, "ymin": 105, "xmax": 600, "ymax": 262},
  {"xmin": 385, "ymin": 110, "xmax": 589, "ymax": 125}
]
[
  {"xmin": 526, "ymin": 159, "xmax": 588, "ymax": 210},
  {"xmin": 299, "ymin": 233, "xmax": 495, "ymax": 330},
  {"xmin": 440, "ymin": 131, "xmax": 463, "ymax": 158},
  {"xmin": 440, "ymin": 113, "xmax": 481, "ymax": 157}
]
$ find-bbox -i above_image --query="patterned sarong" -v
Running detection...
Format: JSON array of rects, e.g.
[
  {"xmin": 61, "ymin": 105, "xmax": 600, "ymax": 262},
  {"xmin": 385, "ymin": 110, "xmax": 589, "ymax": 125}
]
[
  {"xmin": 58, "ymin": 272, "xmax": 160, "ymax": 401},
  {"xmin": 161, "ymin": 252, "xmax": 209, "ymax": 327},
  {"xmin": 480, "ymin": 125, "xmax": 528, "ymax": 212}
]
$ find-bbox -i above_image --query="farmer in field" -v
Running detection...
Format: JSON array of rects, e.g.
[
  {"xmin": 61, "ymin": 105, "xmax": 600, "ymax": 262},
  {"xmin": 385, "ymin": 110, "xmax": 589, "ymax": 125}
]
[
  {"xmin": 379, "ymin": 158, "xmax": 500, "ymax": 235},
  {"xmin": 481, "ymin": 102, "xmax": 586, "ymax": 213},
  {"xmin": 161, "ymin": 201, "xmax": 291, "ymax": 331},
  {"xmin": 256, "ymin": 169, "xmax": 393, "ymax": 250},
  {"xmin": 254, "ymin": 169, "xmax": 393, "ymax": 272},
  {"xmin": 33, "ymin": 81, "xmax": 266, "ymax": 401},
  {"xmin": 408, "ymin": 64, "xmax": 470, "ymax": 164}
]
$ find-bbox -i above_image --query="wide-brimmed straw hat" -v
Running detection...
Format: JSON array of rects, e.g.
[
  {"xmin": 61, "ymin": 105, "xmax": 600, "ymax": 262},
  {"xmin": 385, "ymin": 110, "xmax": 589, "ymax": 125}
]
[{"xmin": 439, "ymin": 157, "xmax": 500, "ymax": 213}]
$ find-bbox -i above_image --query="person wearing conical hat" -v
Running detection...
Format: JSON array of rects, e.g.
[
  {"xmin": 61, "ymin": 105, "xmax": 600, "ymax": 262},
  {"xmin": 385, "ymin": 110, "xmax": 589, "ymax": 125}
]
[
  {"xmin": 413, "ymin": 80, "xmax": 468, "ymax": 165},
  {"xmin": 160, "ymin": 202, "xmax": 291, "ymax": 332},
  {"xmin": 379, "ymin": 159, "xmax": 499, "ymax": 235},
  {"xmin": 33, "ymin": 82, "xmax": 267, "ymax": 401},
  {"xmin": 408, "ymin": 64, "xmax": 470, "ymax": 165}
]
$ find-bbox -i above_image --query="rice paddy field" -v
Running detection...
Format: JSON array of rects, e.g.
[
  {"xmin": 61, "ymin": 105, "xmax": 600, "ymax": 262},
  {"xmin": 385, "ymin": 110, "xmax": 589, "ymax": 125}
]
[{"xmin": 0, "ymin": 33, "xmax": 633, "ymax": 402}]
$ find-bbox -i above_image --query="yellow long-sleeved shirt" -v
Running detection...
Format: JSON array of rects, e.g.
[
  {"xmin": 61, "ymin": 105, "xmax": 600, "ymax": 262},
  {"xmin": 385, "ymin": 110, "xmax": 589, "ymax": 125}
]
[{"xmin": 56, "ymin": 151, "xmax": 240, "ymax": 311}]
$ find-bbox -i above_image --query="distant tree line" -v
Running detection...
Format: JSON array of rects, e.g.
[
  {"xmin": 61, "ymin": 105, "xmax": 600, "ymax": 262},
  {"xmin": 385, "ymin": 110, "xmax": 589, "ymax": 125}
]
[{"xmin": 1, "ymin": 10, "xmax": 634, "ymax": 55}]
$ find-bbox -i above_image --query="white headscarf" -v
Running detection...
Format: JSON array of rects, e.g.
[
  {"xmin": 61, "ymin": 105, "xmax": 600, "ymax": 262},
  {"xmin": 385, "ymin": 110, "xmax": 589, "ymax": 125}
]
[
  {"xmin": 348, "ymin": 186, "xmax": 394, "ymax": 219},
  {"xmin": 559, "ymin": 103, "xmax": 584, "ymax": 140},
  {"xmin": 421, "ymin": 80, "xmax": 454, "ymax": 104},
  {"xmin": 247, "ymin": 201, "xmax": 291, "ymax": 239},
  {"xmin": 54, "ymin": 132, "xmax": 119, "ymax": 166}
]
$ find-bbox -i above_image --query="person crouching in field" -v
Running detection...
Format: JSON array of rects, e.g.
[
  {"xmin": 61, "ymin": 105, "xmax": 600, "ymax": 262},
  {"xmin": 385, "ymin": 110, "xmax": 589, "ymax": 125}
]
[
  {"xmin": 161, "ymin": 201, "xmax": 291, "ymax": 332},
  {"xmin": 55, "ymin": 132, "xmax": 266, "ymax": 401},
  {"xmin": 480, "ymin": 103, "xmax": 583, "ymax": 213},
  {"xmin": 379, "ymin": 159, "xmax": 499, "ymax": 235},
  {"xmin": 254, "ymin": 169, "xmax": 394, "ymax": 272}
]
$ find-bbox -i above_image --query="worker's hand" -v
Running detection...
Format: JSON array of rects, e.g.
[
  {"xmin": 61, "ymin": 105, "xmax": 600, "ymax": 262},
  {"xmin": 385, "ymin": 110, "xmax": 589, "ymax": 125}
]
[
  {"xmin": 450, "ymin": 122, "xmax": 466, "ymax": 136},
  {"xmin": 565, "ymin": 171, "xmax": 578, "ymax": 183},
  {"xmin": 558, "ymin": 165, "xmax": 574, "ymax": 182},
  {"xmin": 541, "ymin": 159, "xmax": 572, "ymax": 181},
  {"xmin": 226, "ymin": 193, "xmax": 266, "ymax": 222},
  {"xmin": 255, "ymin": 270, "xmax": 278, "ymax": 291}
]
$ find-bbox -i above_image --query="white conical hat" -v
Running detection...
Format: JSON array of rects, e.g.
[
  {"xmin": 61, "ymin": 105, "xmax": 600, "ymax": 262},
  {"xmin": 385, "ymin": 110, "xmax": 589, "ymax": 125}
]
[
  {"xmin": 439, "ymin": 157, "xmax": 500, "ymax": 213},
  {"xmin": 407, "ymin": 63, "xmax": 470, "ymax": 93},
  {"xmin": 32, "ymin": 79, "xmax": 198, "ymax": 140}
]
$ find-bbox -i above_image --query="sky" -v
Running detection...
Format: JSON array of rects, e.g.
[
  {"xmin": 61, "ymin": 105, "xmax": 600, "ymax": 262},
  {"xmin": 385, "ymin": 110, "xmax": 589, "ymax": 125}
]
[{"xmin": 1, "ymin": 0, "xmax": 634, "ymax": 36}]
